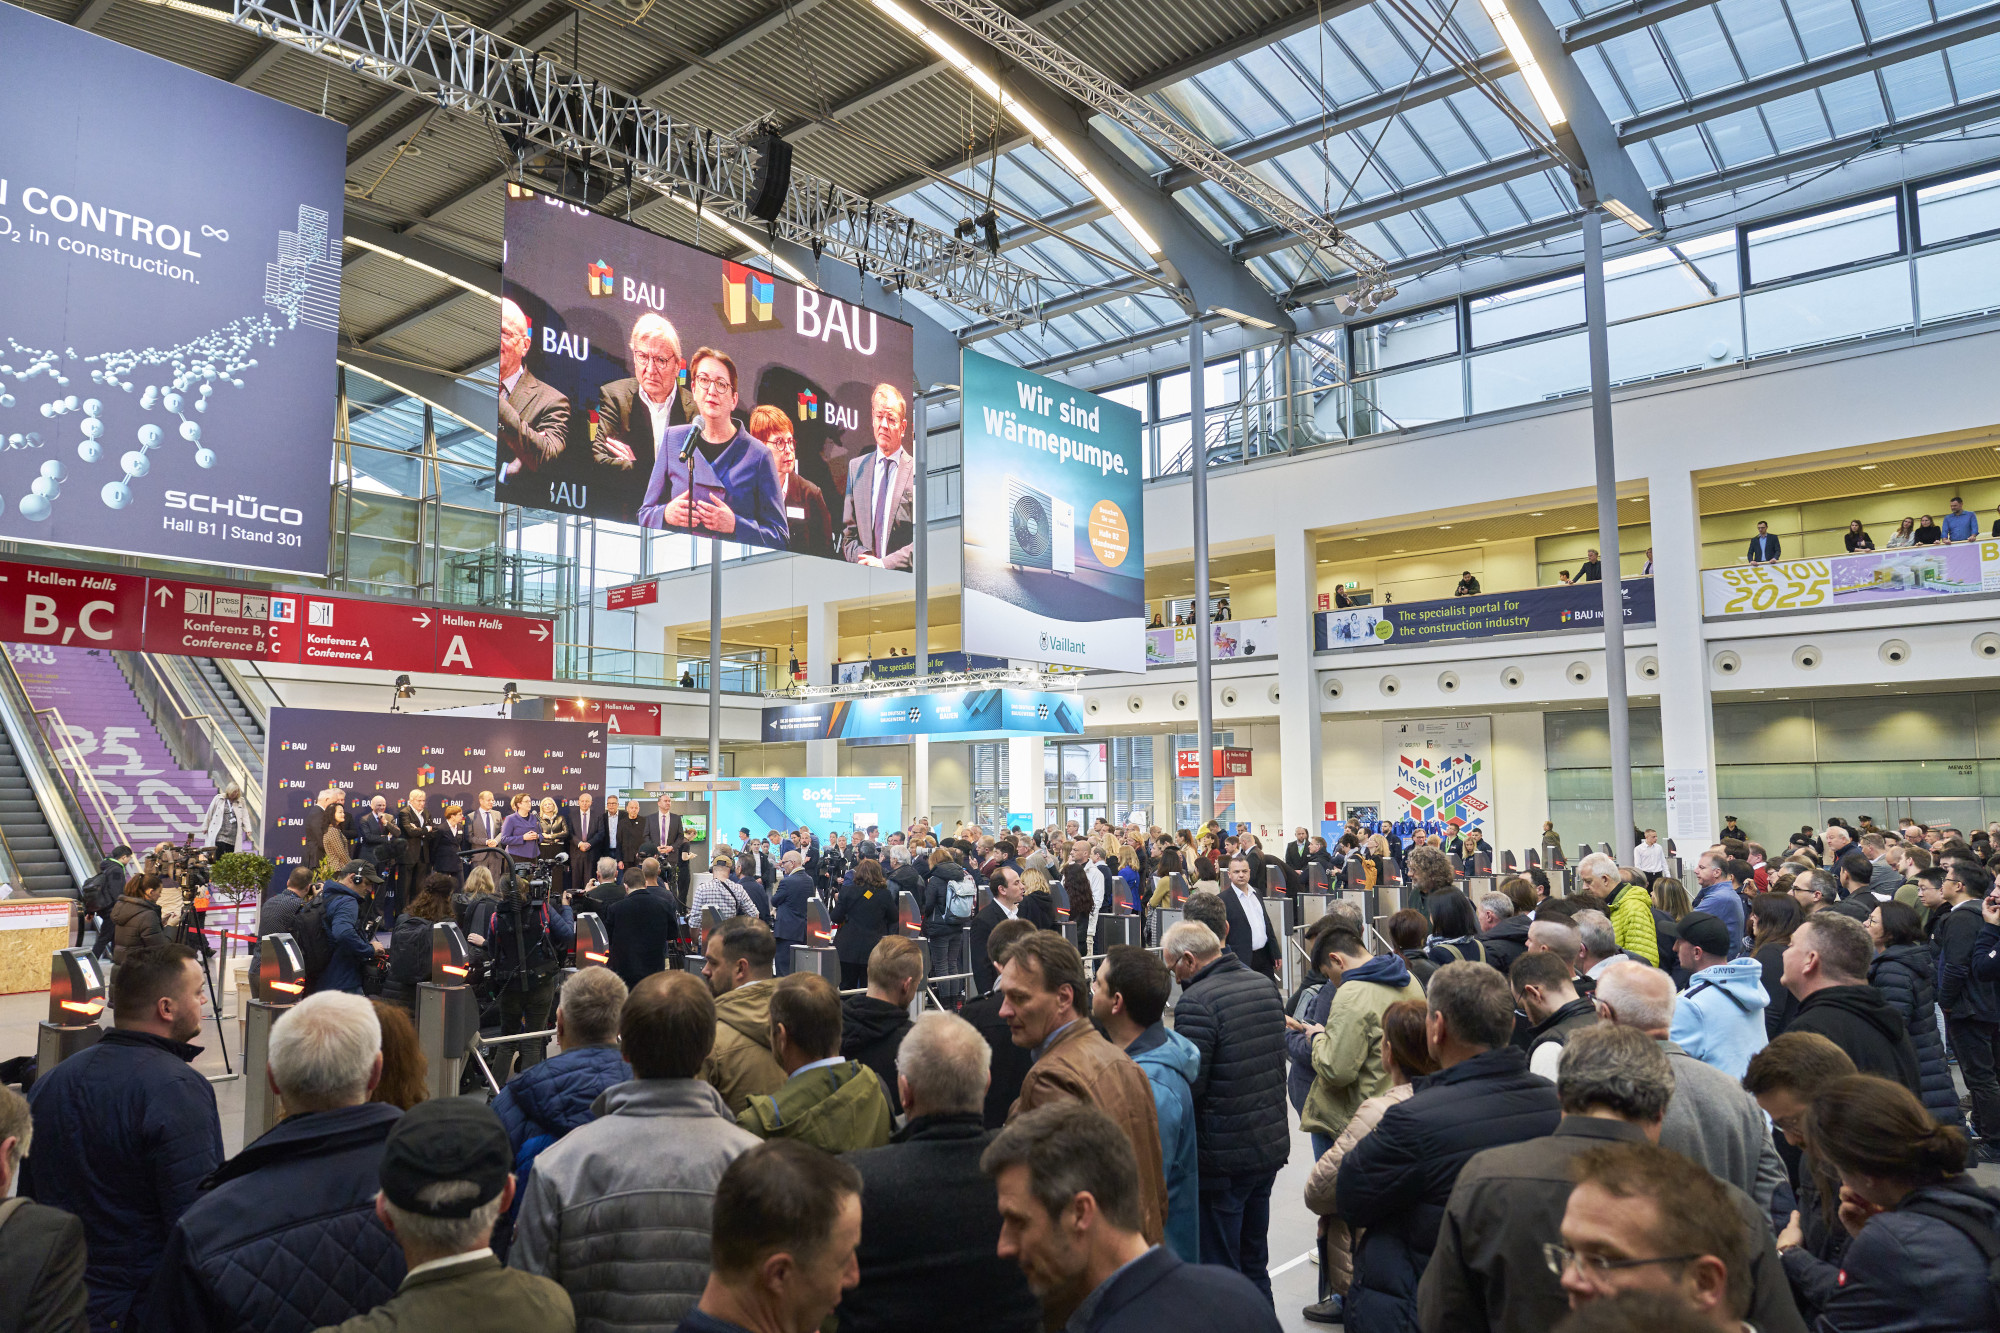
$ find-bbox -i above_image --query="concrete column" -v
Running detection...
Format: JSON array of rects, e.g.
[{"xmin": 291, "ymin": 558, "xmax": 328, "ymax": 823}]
[
  {"xmin": 1650, "ymin": 467, "xmax": 1717, "ymax": 849},
  {"xmin": 806, "ymin": 596, "xmax": 840, "ymax": 776},
  {"xmin": 913, "ymin": 736, "xmax": 931, "ymax": 823},
  {"xmin": 1274, "ymin": 524, "xmax": 1325, "ymax": 833},
  {"xmin": 1008, "ymin": 737, "xmax": 1043, "ymax": 832}
]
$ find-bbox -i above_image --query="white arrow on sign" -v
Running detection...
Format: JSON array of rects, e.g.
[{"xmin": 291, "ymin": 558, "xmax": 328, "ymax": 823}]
[
  {"xmin": 154, "ymin": 586, "xmax": 173, "ymax": 606},
  {"xmin": 412, "ymin": 612, "xmax": 431, "ymax": 628},
  {"xmin": 530, "ymin": 623, "xmax": 550, "ymax": 641}
]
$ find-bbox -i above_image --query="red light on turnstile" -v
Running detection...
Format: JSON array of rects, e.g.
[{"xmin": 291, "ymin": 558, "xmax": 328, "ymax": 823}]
[
  {"xmin": 442, "ymin": 963, "xmax": 469, "ymax": 978},
  {"xmin": 584, "ymin": 950, "xmax": 608, "ymax": 964},
  {"xmin": 267, "ymin": 980, "xmax": 304, "ymax": 995},
  {"xmin": 60, "ymin": 999, "xmax": 104, "ymax": 1015}
]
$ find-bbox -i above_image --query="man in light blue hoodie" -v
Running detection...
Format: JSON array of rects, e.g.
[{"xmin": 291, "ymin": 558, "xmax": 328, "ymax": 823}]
[
  {"xmin": 1094, "ymin": 944, "xmax": 1200, "ymax": 1262},
  {"xmin": 1668, "ymin": 910, "xmax": 1769, "ymax": 1080}
]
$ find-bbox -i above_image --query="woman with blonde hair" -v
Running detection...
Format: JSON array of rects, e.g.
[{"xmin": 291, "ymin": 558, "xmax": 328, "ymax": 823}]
[
  {"xmin": 536, "ymin": 796, "xmax": 568, "ymax": 861},
  {"xmin": 1018, "ymin": 866, "xmax": 1059, "ymax": 930},
  {"xmin": 1651, "ymin": 876, "xmax": 1692, "ymax": 919}
]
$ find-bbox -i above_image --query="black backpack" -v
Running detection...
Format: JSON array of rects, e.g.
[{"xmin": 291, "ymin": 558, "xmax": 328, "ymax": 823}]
[
  {"xmin": 294, "ymin": 897, "xmax": 336, "ymax": 990},
  {"xmin": 489, "ymin": 894, "xmax": 558, "ymax": 988},
  {"xmin": 388, "ymin": 915, "xmax": 433, "ymax": 988},
  {"xmin": 81, "ymin": 865, "xmax": 122, "ymax": 914}
]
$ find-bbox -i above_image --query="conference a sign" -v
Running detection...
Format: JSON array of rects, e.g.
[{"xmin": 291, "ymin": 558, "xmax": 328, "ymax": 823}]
[
  {"xmin": 262, "ymin": 707, "xmax": 605, "ymax": 864},
  {"xmin": 1702, "ymin": 543, "xmax": 2000, "ymax": 616},
  {"xmin": 1176, "ymin": 747, "xmax": 1253, "ymax": 778},
  {"xmin": 1318, "ymin": 579, "xmax": 1656, "ymax": 650},
  {"xmin": 762, "ymin": 687, "xmax": 1086, "ymax": 742},
  {"xmin": 0, "ymin": 7, "xmax": 342, "ymax": 575},
  {"xmin": 959, "ymin": 349, "xmax": 1145, "ymax": 671},
  {"xmin": 1383, "ymin": 717, "xmax": 1492, "ymax": 838}
]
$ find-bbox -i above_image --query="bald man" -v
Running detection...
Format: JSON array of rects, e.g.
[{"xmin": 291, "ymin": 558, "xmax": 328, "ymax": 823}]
[
  {"xmin": 592, "ymin": 311, "xmax": 695, "ymax": 487},
  {"xmin": 497, "ymin": 297, "xmax": 569, "ymax": 483}
]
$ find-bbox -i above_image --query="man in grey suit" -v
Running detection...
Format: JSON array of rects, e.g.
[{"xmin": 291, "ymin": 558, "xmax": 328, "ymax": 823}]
[
  {"xmin": 590, "ymin": 312, "xmax": 694, "ymax": 496},
  {"xmin": 497, "ymin": 297, "xmax": 569, "ymax": 484},
  {"xmin": 839, "ymin": 383, "xmax": 916, "ymax": 569}
]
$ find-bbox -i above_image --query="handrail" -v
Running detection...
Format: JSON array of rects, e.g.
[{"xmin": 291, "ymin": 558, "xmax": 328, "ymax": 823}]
[
  {"xmin": 165, "ymin": 655, "xmax": 263, "ymax": 775},
  {"xmin": 33, "ymin": 705, "xmax": 127, "ymax": 854},
  {"xmin": 114, "ymin": 652, "xmax": 261, "ymax": 834},
  {"xmin": 215, "ymin": 656, "xmax": 278, "ymax": 731},
  {"xmin": 0, "ymin": 650, "xmax": 99, "ymax": 885}
]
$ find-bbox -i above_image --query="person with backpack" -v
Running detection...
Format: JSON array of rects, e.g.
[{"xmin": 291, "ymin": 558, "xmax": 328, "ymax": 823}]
[
  {"xmin": 1808, "ymin": 1073, "xmax": 2000, "ymax": 1333},
  {"xmin": 482, "ymin": 877, "xmax": 576, "ymax": 1079},
  {"xmin": 1422, "ymin": 890, "xmax": 1491, "ymax": 969},
  {"xmin": 380, "ymin": 873, "xmax": 460, "ymax": 1012},
  {"xmin": 919, "ymin": 846, "xmax": 974, "ymax": 1000},
  {"xmin": 302, "ymin": 861, "xmax": 387, "ymax": 996},
  {"xmin": 82, "ymin": 844, "xmax": 132, "ymax": 956}
]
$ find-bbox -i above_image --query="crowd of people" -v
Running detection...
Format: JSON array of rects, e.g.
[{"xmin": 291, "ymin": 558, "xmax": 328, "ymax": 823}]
[{"xmin": 7, "ymin": 806, "xmax": 2000, "ymax": 1333}]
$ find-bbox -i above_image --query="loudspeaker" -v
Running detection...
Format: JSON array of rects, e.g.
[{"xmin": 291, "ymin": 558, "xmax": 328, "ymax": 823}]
[
  {"xmin": 1636, "ymin": 655, "xmax": 1660, "ymax": 680},
  {"xmin": 1172, "ymin": 690, "xmax": 1190, "ymax": 711},
  {"xmin": 1379, "ymin": 675, "xmax": 1401, "ymax": 697},
  {"xmin": 1500, "ymin": 666, "xmax": 1524, "ymax": 689},
  {"xmin": 1126, "ymin": 695, "xmax": 1145, "ymax": 713},
  {"xmin": 1879, "ymin": 639, "xmax": 1910, "ymax": 665},
  {"xmin": 748, "ymin": 128, "xmax": 793, "ymax": 223},
  {"xmin": 1975, "ymin": 632, "xmax": 2000, "ymax": 660},
  {"xmin": 1437, "ymin": 671, "xmax": 1460, "ymax": 693},
  {"xmin": 1219, "ymin": 686, "xmax": 1240, "ymax": 707},
  {"xmin": 1566, "ymin": 661, "xmax": 1591, "ymax": 684},
  {"xmin": 1791, "ymin": 645, "xmax": 1821, "ymax": 670},
  {"xmin": 1712, "ymin": 650, "xmax": 1741, "ymax": 676},
  {"xmin": 1085, "ymin": 698, "xmax": 1102, "ymax": 716}
]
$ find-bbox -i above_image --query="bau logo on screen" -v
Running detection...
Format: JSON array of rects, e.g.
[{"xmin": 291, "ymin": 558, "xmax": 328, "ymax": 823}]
[{"xmin": 604, "ymin": 251, "xmax": 883, "ymax": 354}]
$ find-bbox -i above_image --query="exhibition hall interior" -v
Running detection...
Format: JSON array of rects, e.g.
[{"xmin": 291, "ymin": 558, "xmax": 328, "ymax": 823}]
[{"xmin": 5, "ymin": 0, "xmax": 2000, "ymax": 1330}]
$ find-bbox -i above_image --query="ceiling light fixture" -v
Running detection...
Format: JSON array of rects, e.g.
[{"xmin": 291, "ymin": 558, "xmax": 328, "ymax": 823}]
[
  {"xmin": 1478, "ymin": 0, "xmax": 1567, "ymax": 127},
  {"xmin": 344, "ymin": 234, "xmax": 501, "ymax": 304},
  {"xmin": 1859, "ymin": 464, "xmax": 1878, "ymax": 471}
]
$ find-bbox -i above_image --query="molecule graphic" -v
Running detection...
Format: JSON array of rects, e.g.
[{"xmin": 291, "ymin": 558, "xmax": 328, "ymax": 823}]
[{"xmin": 0, "ymin": 204, "xmax": 336, "ymax": 525}]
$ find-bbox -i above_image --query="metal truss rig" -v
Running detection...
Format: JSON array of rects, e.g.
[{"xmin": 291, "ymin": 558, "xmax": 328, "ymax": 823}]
[
  {"xmin": 907, "ymin": 0, "xmax": 1394, "ymax": 301},
  {"xmin": 228, "ymin": 0, "xmax": 1046, "ymax": 327}
]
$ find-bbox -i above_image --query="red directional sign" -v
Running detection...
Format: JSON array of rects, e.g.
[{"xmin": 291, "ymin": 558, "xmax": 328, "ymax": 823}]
[
  {"xmin": 142, "ymin": 579, "xmax": 293, "ymax": 662},
  {"xmin": 544, "ymin": 697, "xmax": 662, "ymax": 736},
  {"xmin": 605, "ymin": 579, "xmax": 659, "ymax": 610},
  {"xmin": 431, "ymin": 607, "xmax": 555, "ymax": 680},
  {"xmin": 294, "ymin": 594, "xmax": 437, "ymax": 671},
  {"xmin": 0, "ymin": 560, "xmax": 146, "ymax": 650}
]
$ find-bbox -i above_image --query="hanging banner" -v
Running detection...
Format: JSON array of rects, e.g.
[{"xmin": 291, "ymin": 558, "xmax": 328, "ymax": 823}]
[
  {"xmin": 605, "ymin": 579, "xmax": 659, "ymax": 610},
  {"xmin": 1702, "ymin": 542, "xmax": 2000, "ymax": 616},
  {"xmin": 960, "ymin": 348, "xmax": 1145, "ymax": 671},
  {"xmin": 1383, "ymin": 717, "xmax": 1492, "ymax": 838},
  {"xmin": 536, "ymin": 697, "xmax": 663, "ymax": 736},
  {"xmin": 762, "ymin": 687, "xmax": 1085, "ymax": 742},
  {"xmin": 834, "ymin": 650, "xmax": 1009, "ymax": 684},
  {"xmin": 1146, "ymin": 617, "xmax": 1279, "ymax": 665},
  {"xmin": 714, "ymin": 777, "xmax": 903, "ymax": 845},
  {"xmin": 1319, "ymin": 580, "xmax": 1655, "ymax": 650}
]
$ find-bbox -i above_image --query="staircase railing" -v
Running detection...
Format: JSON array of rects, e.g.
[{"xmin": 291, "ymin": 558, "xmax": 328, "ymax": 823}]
[
  {"xmin": 164, "ymin": 655, "xmax": 265, "ymax": 784},
  {"xmin": 114, "ymin": 652, "xmax": 262, "ymax": 833},
  {"xmin": 0, "ymin": 650, "xmax": 101, "ymax": 884},
  {"xmin": 214, "ymin": 656, "xmax": 277, "ymax": 732}
]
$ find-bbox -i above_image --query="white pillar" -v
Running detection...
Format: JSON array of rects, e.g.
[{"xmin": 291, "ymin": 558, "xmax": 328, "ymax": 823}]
[
  {"xmin": 1008, "ymin": 737, "xmax": 1043, "ymax": 833},
  {"xmin": 1650, "ymin": 467, "xmax": 1716, "ymax": 849},
  {"xmin": 913, "ymin": 735, "xmax": 931, "ymax": 823},
  {"xmin": 806, "ymin": 595, "xmax": 840, "ymax": 776},
  {"xmin": 1274, "ymin": 524, "xmax": 1325, "ymax": 833}
]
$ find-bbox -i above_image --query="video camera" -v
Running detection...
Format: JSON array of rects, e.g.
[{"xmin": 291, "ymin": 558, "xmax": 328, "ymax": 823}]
[{"xmin": 507, "ymin": 850, "xmax": 569, "ymax": 902}]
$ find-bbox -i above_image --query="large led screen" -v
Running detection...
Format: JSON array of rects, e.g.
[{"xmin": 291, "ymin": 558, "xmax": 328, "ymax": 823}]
[
  {"xmin": 499, "ymin": 190, "xmax": 915, "ymax": 565},
  {"xmin": 960, "ymin": 349, "xmax": 1145, "ymax": 671},
  {"xmin": 0, "ymin": 5, "xmax": 343, "ymax": 575}
]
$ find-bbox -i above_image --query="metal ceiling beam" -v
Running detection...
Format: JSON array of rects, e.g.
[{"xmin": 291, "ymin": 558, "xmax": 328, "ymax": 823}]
[
  {"xmin": 230, "ymin": 42, "xmax": 289, "ymax": 86},
  {"xmin": 1619, "ymin": 3, "xmax": 2000, "ymax": 142},
  {"xmin": 1558, "ymin": 0, "xmax": 1718, "ymax": 49},
  {"xmin": 643, "ymin": 0, "xmax": 835, "ymax": 100},
  {"xmin": 358, "ymin": 287, "xmax": 491, "ymax": 350},
  {"xmin": 960, "ymin": 273, "xmax": 1161, "ymax": 342},
  {"xmin": 1231, "ymin": 150, "xmax": 1556, "ymax": 260},
  {"xmin": 72, "ymin": 0, "xmax": 117, "ymax": 32},
  {"xmin": 340, "ymin": 349, "xmax": 499, "ymax": 433},
  {"xmin": 343, "ymin": 219, "xmax": 501, "ymax": 291},
  {"xmin": 1507, "ymin": 0, "xmax": 1659, "ymax": 228}
]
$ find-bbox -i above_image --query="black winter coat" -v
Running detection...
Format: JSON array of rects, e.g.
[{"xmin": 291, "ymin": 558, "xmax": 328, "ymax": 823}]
[
  {"xmin": 1171, "ymin": 952, "xmax": 1289, "ymax": 1178},
  {"xmin": 140, "ymin": 1103, "xmax": 405, "ymax": 1333},
  {"xmin": 1817, "ymin": 1176, "xmax": 2000, "ymax": 1333},
  {"xmin": 1936, "ymin": 898, "xmax": 2000, "ymax": 1022},
  {"xmin": 839, "ymin": 1115, "xmax": 1041, "ymax": 1333},
  {"xmin": 1869, "ymin": 943, "xmax": 1964, "ymax": 1125},
  {"xmin": 832, "ymin": 875, "xmax": 899, "ymax": 965},
  {"xmin": 920, "ymin": 863, "xmax": 972, "ymax": 936},
  {"xmin": 1756, "ymin": 939, "xmax": 1800, "ymax": 1038},
  {"xmin": 1474, "ymin": 914, "xmax": 1530, "ymax": 975},
  {"xmin": 1017, "ymin": 891, "xmax": 1059, "ymax": 931},
  {"xmin": 842, "ymin": 994, "xmax": 913, "ymax": 1117},
  {"xmin": 1785, "ymin": 984, "xmax": 1922, "ymax": 1099},
  {"xmin": 1335, "ymin": 1046, "xmax": 1562, "ymax": 1333}
]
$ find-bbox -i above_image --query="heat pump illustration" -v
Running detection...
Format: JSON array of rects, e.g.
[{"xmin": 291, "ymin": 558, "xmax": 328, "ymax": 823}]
[{"xmin": 1004, "ymin": 476, "xmax": 1076, "ymax": 574}]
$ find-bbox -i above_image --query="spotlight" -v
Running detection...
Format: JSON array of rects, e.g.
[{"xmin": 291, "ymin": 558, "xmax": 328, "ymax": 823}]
[
  {"xmin": 501, "ymin": 681, "xmax": 522, "ymax": 706},
  {"xmin": 977, "ymin": 210, "xmax": 1000, "ymax": 255},
  {"xmin": 390, "ymin": 673, "xmax": 415, "ymax": 713}
]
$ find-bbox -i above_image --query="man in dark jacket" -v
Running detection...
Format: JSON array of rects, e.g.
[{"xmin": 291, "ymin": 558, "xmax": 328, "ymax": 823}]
[
  {"xmin": 840, "ymin": 1011, "xmax": 1041, "ymax": 1333},
  {"xmin": 564, "ymin": 792, "xmax": 609, "ymax": 899},
  {"xmin": 771, "ymin": 850, "xmax": 815, "ymax": 974},
  {"xmin": 1416, "ymin": 1024, "xmax": 1805, "ymax": 1333},
  {"xmin": 142, "ymin": 992, "xmax": 405, "ymax": 1332},
  {"xmin": 1161, "ymin": 917, "xmax": 1289, "ymax": 1300},
  {"xmin": 318, "ymin": 861, "xmax": 387, "ymax": 996},
  {"xmin": 24, "ymin": 945, "xmax": 224, "ymax": 1332},
  {"xmin": 981, "ymin": 1103, "xmax": 1284, "ymax": 1333},
  {"xmin": 605, "ymin": 862, "xmax": 681, "ymax": 988},
  {"xmin": 971, "ymin": 866, "xmax": 1026, "ymax": 993},
  {"xmin": 260, "ymin": 866, "xmax": 315, "ymax": 940},
  {"xmin": 966, "ymin": 918, "xmax": 1038, "ymax": 1129},
  {"xmin": 1220, "ymin": 855, "xmax": 1279, "ymax": 977},
  {"xmin": 1935, "ymin": 860, "xmax": 2000, "ymax": 1155},
  {"xmin": 1335, "ymin": 961, "xmax": 1562, "ymax": 1333},
  {"xmin": 1780, "ymin": 913, "xmax": 1922, "ymax": 1098},
  {"xmin": 0, "ymin": 1085, "xmax": 86, "ymax": 1333},
  {"xmin": 1474, "ymin": 893, "xmax": 1531, "ymax": 975},
  {"xmin": 843, "ymin": 938, "xmax": 920, "ymax": 1117},
  {"xmin": 1513, "ymin": 952, "xmax": 1599, "ymax": 1081}
]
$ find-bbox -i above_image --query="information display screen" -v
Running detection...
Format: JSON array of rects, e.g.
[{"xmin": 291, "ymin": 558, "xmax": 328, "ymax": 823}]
[
  {"xmin": 0, "ymin": 6, "xmax": 343, "ymax": 575},
  {"xmin": 498, "ymin": 190, "xmax": 915, "ymax": 567}
]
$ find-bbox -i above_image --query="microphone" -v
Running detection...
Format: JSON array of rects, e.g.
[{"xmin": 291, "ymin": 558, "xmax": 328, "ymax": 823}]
[{"xmin": 678, "ymin": 431, "xmax": 698, "ymax": 464}]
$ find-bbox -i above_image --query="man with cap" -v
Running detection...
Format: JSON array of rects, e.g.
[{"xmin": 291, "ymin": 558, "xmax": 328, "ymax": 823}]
[
  {"xmin": 320, "ymin": 861, "xmax": 389, "ymax": 996},
  {"xmin": 316, "ymin": 1099, "xmax": 573, "ymax": 1332},
  {"xmin": 1666, "ymin": 910, "xmax": 1769, "ymax": 1081}
]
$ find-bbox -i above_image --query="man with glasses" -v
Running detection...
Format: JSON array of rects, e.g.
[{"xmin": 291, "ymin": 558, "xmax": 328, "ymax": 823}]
[
  {"xmin": 638, "ymin": 347, "xmax": 789, "ymax": 549},
  {"xmin": 1417, "ymin": 1025, "xmax": 1802, "ymax": 1333},
  {"xmin": 1934, "ymin": 859, "xmax": 2000, "ymax": 1161},
  {"xmin": 593, "ymin": 312, "xmax": 693, "ymax": 489},
  {"xmin": 1554, "ymin": 1141, "xmax": 1795, "ymax": 1332},
  {"xmin": 840, "ymin": 383, "xmax": 916, "ymax": 569}
]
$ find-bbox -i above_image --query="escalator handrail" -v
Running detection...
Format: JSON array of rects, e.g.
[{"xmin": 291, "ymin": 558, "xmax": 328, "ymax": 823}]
[
  {"xmin": 0, "ymin": 650, "xmax": 99, "ymax": 886},
  {"xmin": 32, "ymin": 705, "xmax": 128, "ymax": 857},
  {"xmin": 118, "ymin": 652, "xmax": 261, "ymax": 834}
]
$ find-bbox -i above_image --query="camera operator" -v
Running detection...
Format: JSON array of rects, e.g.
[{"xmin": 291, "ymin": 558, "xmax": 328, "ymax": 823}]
[{"xmin": 484, "ymin": 854, "xmax": 576, "ymax": 1080}]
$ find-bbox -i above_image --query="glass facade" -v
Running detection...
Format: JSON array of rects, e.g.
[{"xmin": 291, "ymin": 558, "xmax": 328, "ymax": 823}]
[{"xmin": 1171, "ymin": 730, "xmax": 1236, "ymax": 829}]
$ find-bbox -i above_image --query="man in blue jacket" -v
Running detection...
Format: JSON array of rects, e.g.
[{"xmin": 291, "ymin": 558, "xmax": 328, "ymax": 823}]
[
  {"xmin": 771, "ymin": 850, "xmax": 815, "ymax": 974},
  {"xmin": 141, "ymin": 991, "xmax": 404, "ymax": 1332},
  {"xmin": 1668, "ymin": 910, "xmax": 1769, "ymax": 1080},
  {"xmin": 1095, "ymin": 945, "xmax": 1200, "ymax": 1262},
  {"xmin": 320, "ymin": 860, "xmax": 387, "ymax": 995},
  {"xmin": 24, "ymin": 944, "xmax": 224, "ymax": 1332}
]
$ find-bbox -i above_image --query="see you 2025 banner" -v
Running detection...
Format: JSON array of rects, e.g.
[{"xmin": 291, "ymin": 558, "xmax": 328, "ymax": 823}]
[
  {"xmin": 499, "ymin": 190, "xmax": 915, "ymax": 567},
  {"xmin": 960, "ymin": 349, "xmax": 1145, "ymax": 671},
  {"xmin": 0, "ymin": 6, "xmax": 343, "ymax": 575}
]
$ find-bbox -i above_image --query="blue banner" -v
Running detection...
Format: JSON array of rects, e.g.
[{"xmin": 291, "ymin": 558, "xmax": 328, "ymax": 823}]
[
  {"xmin": 714, "ymin": 777, "xmax": 903, "ymax": 845},
  {"xmin": 762, "ymin": 687, "xmax": 1085, "ymax": 742},
  {"xmin": 1317, "ymin": 578, "xmax": 1656, "ymax": 650},
  {"xmin": 834, "ymin": 650, "xmax": 1009, "ymax": 684}
]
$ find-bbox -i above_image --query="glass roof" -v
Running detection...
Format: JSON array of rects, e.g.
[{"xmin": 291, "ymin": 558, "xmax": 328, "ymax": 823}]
[{"xmin": 889, "ymin": 0, "xmax": 2000, "ymax": 373}]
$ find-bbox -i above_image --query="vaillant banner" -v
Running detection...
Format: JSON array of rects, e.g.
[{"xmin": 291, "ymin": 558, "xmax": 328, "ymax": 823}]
[
  {"xmin": 1383, "ymin": 717, "xmax": 1492, "ymax": 837},
  {"xmin": 762, "ymin": 688, "xmax": 1086, "ymax": 742},
  {"xmin": 262, "ymin": 707, "xmax": 606, "ymax": 865},
  {"xmin": 0, "ymin": 6, "xmax": 343, "ymax": 575},
  {"xmin": 714, "ymin": 777, "xmax": 904, "ymax": 845},
  {"xmin": 1318, "ymin": 579, "xmax": 1656, "ymax": 649},
  {"xmin": 499, "ymin": 190, "xmax": 915, "ymax": 564},
  {"xmin": 960, "ymin": 348, "xmax": 1145, "ymax": 671}
]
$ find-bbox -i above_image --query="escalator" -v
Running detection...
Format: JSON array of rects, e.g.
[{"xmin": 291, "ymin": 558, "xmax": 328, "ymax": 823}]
[
  {"xmin": 190, "ymin": 658, "xmax": 266, "ymax": 786},
  {"xmin": 0, "ymin": 723, "xmax": 76, "ymax": 895}
]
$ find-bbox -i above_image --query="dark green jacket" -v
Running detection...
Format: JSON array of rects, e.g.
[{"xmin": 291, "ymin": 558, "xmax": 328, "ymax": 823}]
[
  {"xmin": 315, "ymin": 1252, "xmax": 572, "ymax": 1332},
  {"xmin": 736, "ymin": 1059, "xmax": 892, "ymax": 1154}
]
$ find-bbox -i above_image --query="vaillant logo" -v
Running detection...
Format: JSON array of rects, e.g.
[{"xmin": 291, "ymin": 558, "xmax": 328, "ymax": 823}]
[{"xmin": 1040, "ymin": 631, "xmax": 1086, "ymax": 654}]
